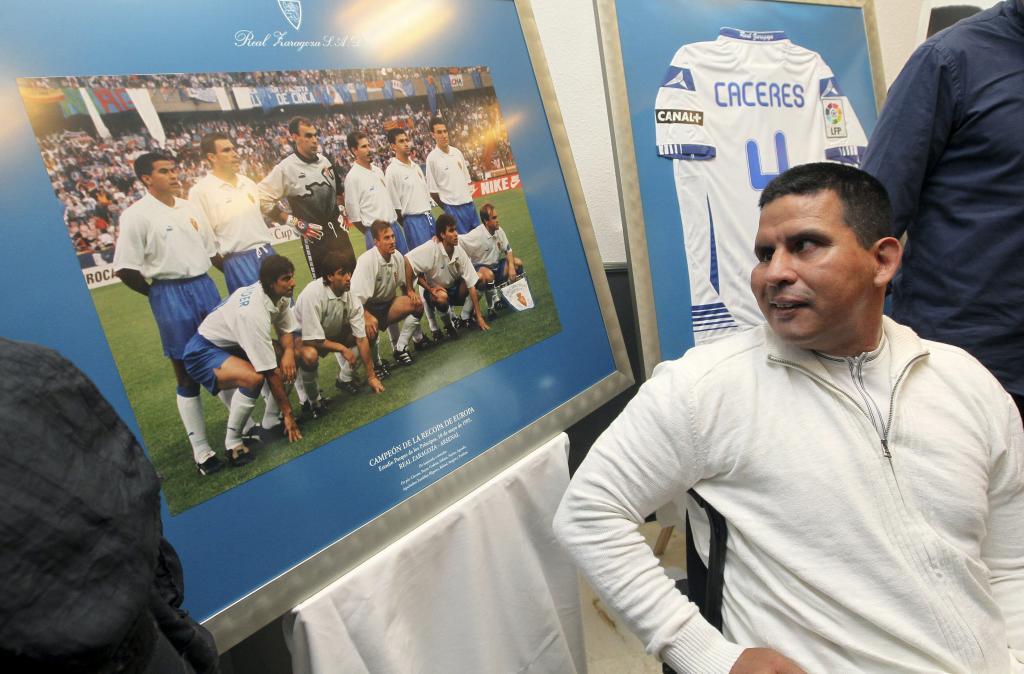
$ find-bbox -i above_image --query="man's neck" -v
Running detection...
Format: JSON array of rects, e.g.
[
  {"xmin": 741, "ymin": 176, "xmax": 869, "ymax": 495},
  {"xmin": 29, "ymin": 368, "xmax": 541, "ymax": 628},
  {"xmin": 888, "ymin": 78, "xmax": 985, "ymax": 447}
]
[
  {"xmin": 295, "ymin": 150, "xmax": 318, "ymax": 163},
  {"xmin": 396, "ymin": 154, "xmax": 411, "ymax": 165},
  {"xmin": 357, "ymin": 158, "xmax": 372, "ymax": 170},
  {"xmin": 213, "ymin": 169, "xmax": 237, "ymax": 186},
  {"xmin": 149, "ymin": 189, "xmax": 175, "ymax": 207},
  {"xmin": 437, "ymin": 145, "xmax": 450, "ymax": 154},
  {"xmin": 377, "ymin": 248, "xmax": 392, "ymax": 262},
  {"xmin": 443, "ymin": 242, "xmax": 455, "ymax": 257}
]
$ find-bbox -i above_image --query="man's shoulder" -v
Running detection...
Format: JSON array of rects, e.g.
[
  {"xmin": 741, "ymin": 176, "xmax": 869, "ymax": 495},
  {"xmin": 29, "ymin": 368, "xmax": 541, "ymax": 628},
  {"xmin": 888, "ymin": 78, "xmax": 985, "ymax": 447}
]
[
  {"xmin": 654, "ymin": 326, "xmax": 768, "ymax": 386},
  {"xmin": 924, "ymin": 1, "xmax": 1011, "ymax": 54}
]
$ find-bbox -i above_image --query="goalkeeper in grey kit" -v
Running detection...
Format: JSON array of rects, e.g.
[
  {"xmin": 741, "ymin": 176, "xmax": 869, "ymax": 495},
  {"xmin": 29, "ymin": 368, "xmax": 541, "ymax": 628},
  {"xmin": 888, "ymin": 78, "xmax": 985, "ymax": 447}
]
[{"xmin": 259, "ymin": 116, "xmax": 355, "ymax": 277}]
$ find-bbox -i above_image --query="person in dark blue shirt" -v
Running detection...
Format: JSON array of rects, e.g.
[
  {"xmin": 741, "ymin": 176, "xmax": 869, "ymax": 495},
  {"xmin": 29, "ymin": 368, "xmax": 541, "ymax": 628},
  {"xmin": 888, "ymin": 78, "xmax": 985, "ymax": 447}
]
[{"xmin": 862, "ymin": 0, "xmax": 1024, "ymax": 416}]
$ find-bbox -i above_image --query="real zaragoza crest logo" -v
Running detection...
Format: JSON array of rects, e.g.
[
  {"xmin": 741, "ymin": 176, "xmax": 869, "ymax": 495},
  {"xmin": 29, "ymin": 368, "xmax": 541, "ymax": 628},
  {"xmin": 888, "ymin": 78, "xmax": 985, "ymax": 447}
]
[{"xmin": 278, "ymin": 0, "xmax": 302, "ymax": 30}]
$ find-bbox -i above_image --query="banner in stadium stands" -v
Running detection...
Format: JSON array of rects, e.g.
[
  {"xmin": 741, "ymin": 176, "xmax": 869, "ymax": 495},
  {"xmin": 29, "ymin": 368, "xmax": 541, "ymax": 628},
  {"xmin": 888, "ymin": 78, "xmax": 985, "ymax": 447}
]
[
  {"xmin": 471, "ymin": 173, "xmax": 522, "ymax": 198},
  {"xmin": 2, "ymin": 0, "xmax": 630, "ymax": 650}
]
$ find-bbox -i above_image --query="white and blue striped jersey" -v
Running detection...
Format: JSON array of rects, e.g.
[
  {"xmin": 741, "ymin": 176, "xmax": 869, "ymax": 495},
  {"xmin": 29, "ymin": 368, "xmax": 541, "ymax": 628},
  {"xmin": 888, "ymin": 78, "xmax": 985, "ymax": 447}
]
[{"xmin": 656, "ymin": 28, "xmax": 867, "ymax": 344}]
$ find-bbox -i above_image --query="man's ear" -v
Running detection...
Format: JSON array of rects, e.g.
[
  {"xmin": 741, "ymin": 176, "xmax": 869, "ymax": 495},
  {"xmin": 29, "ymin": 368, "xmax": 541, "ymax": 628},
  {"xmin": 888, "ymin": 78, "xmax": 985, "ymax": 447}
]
[{"xmin": 872, "ymin": 236, "xmax": 902, "ymax": 288}]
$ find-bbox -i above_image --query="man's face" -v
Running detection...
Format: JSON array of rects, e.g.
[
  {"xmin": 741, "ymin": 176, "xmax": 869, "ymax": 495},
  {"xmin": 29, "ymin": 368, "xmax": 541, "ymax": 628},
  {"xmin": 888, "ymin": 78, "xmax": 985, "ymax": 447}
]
[
  {"xmin": 327, "ymin": 269, "xmax": 352, "ymax": 294},
  {"xmin": 375, "ymin": 226, "xmax": 396, "ymax": 256},
  {"xmin": 353, "ymin": 137, "xmax": 373, "ymax": 165},
  {"xmin": 272, "ymin": 272, "xmax": 296, "ymax": 299},
  {"xmin": 750, "ymin": 190, "xmax": 886, "ymax": 355},
  {"xmin": 292, "ymin": 123, "xmax": 319, "ymax": 157},
  {"xmin": 483, "ymin": 208, "xmax": 500, "ymax": 234},
  {"xmin": 432, "ymin": 123, "xmax": 449, "ymax": 151},
  {"xmin": 209, "ymin": 139, "xmax": 239, "ymax": 175},
  {"xmin": 440, "ymin": 224, "xmax": 459, "ymax": 247},
  {"xmin": 143, "ymin": 160, "xmax": 180, "ymax": 197},
  {"xmin": 391, "ymin": 133, "xmax": 410, "ymax": 160}
]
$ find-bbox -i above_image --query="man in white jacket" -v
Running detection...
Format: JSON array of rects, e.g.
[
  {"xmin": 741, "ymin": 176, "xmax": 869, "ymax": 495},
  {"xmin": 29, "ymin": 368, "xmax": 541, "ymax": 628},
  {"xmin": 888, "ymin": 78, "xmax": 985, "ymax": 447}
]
[{"xmin": 554, "ymin": 162, "xmax": 1024, "ymax": 674}]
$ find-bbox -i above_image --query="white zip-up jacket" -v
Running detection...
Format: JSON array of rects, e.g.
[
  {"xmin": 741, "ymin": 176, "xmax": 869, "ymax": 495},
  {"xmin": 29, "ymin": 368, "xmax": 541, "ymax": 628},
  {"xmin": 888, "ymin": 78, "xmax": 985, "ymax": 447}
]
[{"xmin": 554, "ymin": 317, "xmax": 1024, "ymax": 673}]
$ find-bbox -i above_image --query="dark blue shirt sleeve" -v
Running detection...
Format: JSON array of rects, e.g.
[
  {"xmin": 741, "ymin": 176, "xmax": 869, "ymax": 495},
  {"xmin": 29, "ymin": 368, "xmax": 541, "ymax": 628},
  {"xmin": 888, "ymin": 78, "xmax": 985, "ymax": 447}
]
[{"xmin": 861, "ymin": 44, "xmax": 962, "ymax": 239}]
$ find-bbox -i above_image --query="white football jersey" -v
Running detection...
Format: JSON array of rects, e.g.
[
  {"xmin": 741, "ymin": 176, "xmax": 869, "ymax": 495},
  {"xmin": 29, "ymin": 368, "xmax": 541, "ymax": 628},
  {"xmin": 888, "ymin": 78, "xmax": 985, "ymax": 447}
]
[{"xmin": 656, "ymin": 28, "xmax": 868, "ymax": 344}]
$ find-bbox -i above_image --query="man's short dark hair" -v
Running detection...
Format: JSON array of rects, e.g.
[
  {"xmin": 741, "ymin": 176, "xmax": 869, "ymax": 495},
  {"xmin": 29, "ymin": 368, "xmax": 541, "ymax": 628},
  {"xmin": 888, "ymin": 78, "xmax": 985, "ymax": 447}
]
[
  {"xmin": 386, "ymin": 128, "xmax": 406, "ymax": 145},
  {"xmin": 288, "ymin": 116, "xmax": 314, "ymax": 136},
  {"xmin": 259, "ymin": 255, "xmax": 294, "ymax": 294},
  {"xmin": 371, "ymin": 219, "xmax": 393, "ymax": 241},
  {"xmin": 347, "ymin": 130, "xmax": 367, "ymax": 150},
  {"xmin": 758, "ymin": 163, "xmax": 892, "ymax": 248},
  {"xmin": 430, "ymin": 117, "xmax": 446, "ymax": 133},
  {"xmin": 319, "ymin": 249, "xmax": 356, "ymax": 282},
  {"xmin": 133, "ymin": 152, "xmax": 174, "ymax": 181},
  {"xmin": 435, "ymin": 213, "xmax": 456, "ymax": 238},
  {"xmin": 199, "ymin": 132, "xmax": 230, "ymax": 160},
  {"xmin": 479, "ymin": 204, "xmax": 496, "ymax": 223}
]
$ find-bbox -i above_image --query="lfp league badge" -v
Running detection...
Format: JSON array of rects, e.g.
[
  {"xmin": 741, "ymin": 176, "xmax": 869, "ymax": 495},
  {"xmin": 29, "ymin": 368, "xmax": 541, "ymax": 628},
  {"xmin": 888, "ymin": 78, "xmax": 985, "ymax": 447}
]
[{"xmin": 278, "ymin": 0, "xmax": 302, "ymax": 30}]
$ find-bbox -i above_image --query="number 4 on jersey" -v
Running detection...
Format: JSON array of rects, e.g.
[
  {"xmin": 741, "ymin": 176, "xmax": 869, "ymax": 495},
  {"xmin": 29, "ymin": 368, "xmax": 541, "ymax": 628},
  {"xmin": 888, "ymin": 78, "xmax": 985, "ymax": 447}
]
[{"xmin": 746, "ymin": 132, "xmax": 789, "ymax": 191}]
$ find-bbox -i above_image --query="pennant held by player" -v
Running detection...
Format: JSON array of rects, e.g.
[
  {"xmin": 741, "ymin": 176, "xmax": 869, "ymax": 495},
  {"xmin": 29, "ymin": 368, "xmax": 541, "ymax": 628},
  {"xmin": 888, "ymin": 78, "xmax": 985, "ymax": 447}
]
[{"xmin": 499, "ymin": 274, "xmax": 534, "ymax": 311}]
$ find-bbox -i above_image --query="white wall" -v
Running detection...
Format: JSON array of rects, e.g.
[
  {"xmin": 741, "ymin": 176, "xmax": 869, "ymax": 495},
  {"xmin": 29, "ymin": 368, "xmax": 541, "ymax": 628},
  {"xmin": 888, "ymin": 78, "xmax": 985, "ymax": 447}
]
[{"xmin": 531, "ymin": 0, "xmax": 929, "ymax": 265}]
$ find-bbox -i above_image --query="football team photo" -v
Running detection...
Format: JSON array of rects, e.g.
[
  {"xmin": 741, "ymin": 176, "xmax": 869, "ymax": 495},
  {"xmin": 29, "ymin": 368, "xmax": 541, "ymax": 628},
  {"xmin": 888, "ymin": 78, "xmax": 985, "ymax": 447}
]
[{"xmin": 17, "ymin": 65, "xmax": 561, "ymax": 514}]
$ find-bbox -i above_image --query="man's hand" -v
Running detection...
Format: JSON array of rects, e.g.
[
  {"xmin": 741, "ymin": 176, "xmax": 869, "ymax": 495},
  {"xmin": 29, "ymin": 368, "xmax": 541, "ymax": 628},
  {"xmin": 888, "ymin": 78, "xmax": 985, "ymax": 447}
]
[
  {"xmin": 364, "ymin": 312, "xmax": 379, "ymax": 341},
  {"xmin": 286, "ymin": 214, "xmax": 323, "ymax": 241},
  {"xmin": 339, "ymin": 345, "xmax": 357, "ymax": 367},
  {"xmin": 367, "ymin": 374, "xmax": 384, "ymax": 394},
  {"xmin": 279, "ymin": 350, "xmax": 297, "ymax": 384},
  {"xmin": 428, "ymin": 286, "xmax": 447, "ymax": 305},
  {"xmin": 407, "ymin": 289, "xmax": 423, "ymax": 311},
  {"xmin": 729, "ymin": 648, "xmax": 807, "ymax": 674},
  {"xmin": 282, "ymin": 413, "xmax": 302, "ymax": 442},
  {"xmin": 476, "ymin": 315, "xmax": 490, "ymax": 332}
]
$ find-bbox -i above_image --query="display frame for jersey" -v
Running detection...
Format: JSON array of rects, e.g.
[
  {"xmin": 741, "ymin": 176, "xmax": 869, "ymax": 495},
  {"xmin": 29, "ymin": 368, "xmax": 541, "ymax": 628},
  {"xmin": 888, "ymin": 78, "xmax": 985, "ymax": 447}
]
[
  {"xmin": 595, "ymin": 0, "xmax": 885, "ymax": 377},
  {"xmin": 0, "ymin": 0, "xmax": 632, "ymax": 651}
]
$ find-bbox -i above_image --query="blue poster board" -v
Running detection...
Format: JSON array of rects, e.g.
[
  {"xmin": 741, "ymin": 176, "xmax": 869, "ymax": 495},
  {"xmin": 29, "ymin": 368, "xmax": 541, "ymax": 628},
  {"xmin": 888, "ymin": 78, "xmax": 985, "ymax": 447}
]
[{"xmin": 0, "ymin": 0, "xmax": 630, "ymax": 645}]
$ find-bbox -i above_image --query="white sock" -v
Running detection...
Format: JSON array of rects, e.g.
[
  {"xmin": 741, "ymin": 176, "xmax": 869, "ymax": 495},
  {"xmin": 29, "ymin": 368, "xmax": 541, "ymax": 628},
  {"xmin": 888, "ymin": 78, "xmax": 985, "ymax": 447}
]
[
  {"xmin": 337, "ymin": 357, "xmax": 355, "ymax": 382},
  {"xmin": 396, "ymin": 315, "xmax": 418, "ymax": 351},
  {"xmin": 217, "ymin": 389, "xmax": 234, "ymax": 409},
  {"xmin": 387, "ymin": 322, "xmax": 400, "ymax": 348},
  {"xmin": 225, "ymin": 390, "xmax": 259, "ymax": 449},
  {"xmin": 262, "ymin": 382, "xmax": 281, "ymax": 429},
  {"xmin": 295, "ymin": 373, "xmax": 309, "ymax": 404},
  {"xmin": 487, "ymin": 282, "xmax": 499, "ymax": 306},
  {"xmin": 424, "ymin": 304, "xmax": 439, "ymax": 332},
  {"xmin": 178, "ymin": 394, "xmax": 214, "ymax": 463},
  {"xmin": 300, "ymin": 366, "xmax": 320, "ymax": 402},
  {"xmin": 461, "ymin": 298, "xmax": 472, "ymax": 321}
]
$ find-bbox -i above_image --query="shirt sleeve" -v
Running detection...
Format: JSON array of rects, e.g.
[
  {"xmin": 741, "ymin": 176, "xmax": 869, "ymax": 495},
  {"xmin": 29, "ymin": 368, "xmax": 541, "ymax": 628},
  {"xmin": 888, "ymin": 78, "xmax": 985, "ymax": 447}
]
[
  {"xmin": 296, "ymin": 290, "xmax": 326, "ymax": 342},
  {"xmin": 385, "ymin": 166, "xmax": 402, "ymax": 213},
  {"xmin": 347, "ymin": 297, "xmax": 366, "ymax": 340},
  {"xmin": 236, "ymin": 306, "xmax": 277, "ymax": 373},
  {"xmin": 983, "ymin": 395, "xmax": 1024, "ymax": 662},
  {"xmin": 425, "ymin": 153, "xmax": 439, "ymax": 194},
  {"xmin": 350, "ymin": 254, "xmax": 374, "ymax": 307},
  {"xmin": 861, "ymin": 43, "xmax": 959, "ymax": 239},
  {"xmin": 343, "ymin": 173, "xmax": 362, "ymax": 224},
  {"xmin": 813, "ymin": 58, "xmax": 869, "ymax": 166},
  {"xmin": 552, "ymin": 360, "xmax": 745, "ymax": 674},
  {"xmin": 406, "ymin": 243, "xmax": 430, "ymax": 276},
  {"xmin": 455, "ymin": 246, "xmax": 479, "ymax": 288},
  {"xmin": 111, "ymin": 208, "xmax": 145, "ymax": 272},
  {"xmin": 655, "ymin": 49, "xmax": 715, "ymax": 160},
  {"xmin": 274, "ymin": 305, "xmax": 299, "ymax": 338},
  {"xmin": 257, "ymin": 163, "xmax": 286, "ymax": 216}
]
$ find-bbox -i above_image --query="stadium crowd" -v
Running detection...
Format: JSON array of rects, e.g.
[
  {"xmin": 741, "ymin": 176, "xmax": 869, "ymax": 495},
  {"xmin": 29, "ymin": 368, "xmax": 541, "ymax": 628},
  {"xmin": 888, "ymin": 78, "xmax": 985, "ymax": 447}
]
[{"xmin": 33, "ymin": 85, "xmax": 513, "ymax": 264}]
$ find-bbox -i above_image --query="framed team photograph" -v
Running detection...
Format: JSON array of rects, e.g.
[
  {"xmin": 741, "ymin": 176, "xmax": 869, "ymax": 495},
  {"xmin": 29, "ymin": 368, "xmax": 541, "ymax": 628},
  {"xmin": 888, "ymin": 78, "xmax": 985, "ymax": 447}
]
[
  {"xmin": 595, "ymin": 0, "xmax": 884, "ymax": 376},
  {"xmin": 18, "ymin": 64, "xmax": 559, "ymax": 517},
  {"xmin": 0, "ymin": 0, "xmax": 631, "ymax": 649}
]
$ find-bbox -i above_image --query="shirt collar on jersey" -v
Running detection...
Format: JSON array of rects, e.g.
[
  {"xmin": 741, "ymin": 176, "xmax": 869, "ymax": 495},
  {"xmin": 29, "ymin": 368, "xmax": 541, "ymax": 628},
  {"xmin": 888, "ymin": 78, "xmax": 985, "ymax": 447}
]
[
  {"xmin": 141, "ymin": 192, "xmax": 185, "ymax": 210},
  {"xmin": 719, "ymin": 27, "xmax": 789, "ymax": 42}
]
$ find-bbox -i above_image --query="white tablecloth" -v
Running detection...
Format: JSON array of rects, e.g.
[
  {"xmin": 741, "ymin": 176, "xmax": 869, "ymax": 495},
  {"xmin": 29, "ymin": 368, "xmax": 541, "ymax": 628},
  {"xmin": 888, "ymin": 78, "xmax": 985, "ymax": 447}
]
[{"xmin": 284, "ymin": 433, "xmax": 585, "ymax": 674}]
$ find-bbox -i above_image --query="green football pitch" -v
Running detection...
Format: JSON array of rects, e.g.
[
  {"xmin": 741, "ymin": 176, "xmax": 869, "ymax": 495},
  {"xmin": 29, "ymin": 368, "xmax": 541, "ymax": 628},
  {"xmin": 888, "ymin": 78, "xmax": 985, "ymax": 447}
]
[{"xmin": 91, "ymin": 187, "xmax": 561, "ymax": 514}]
